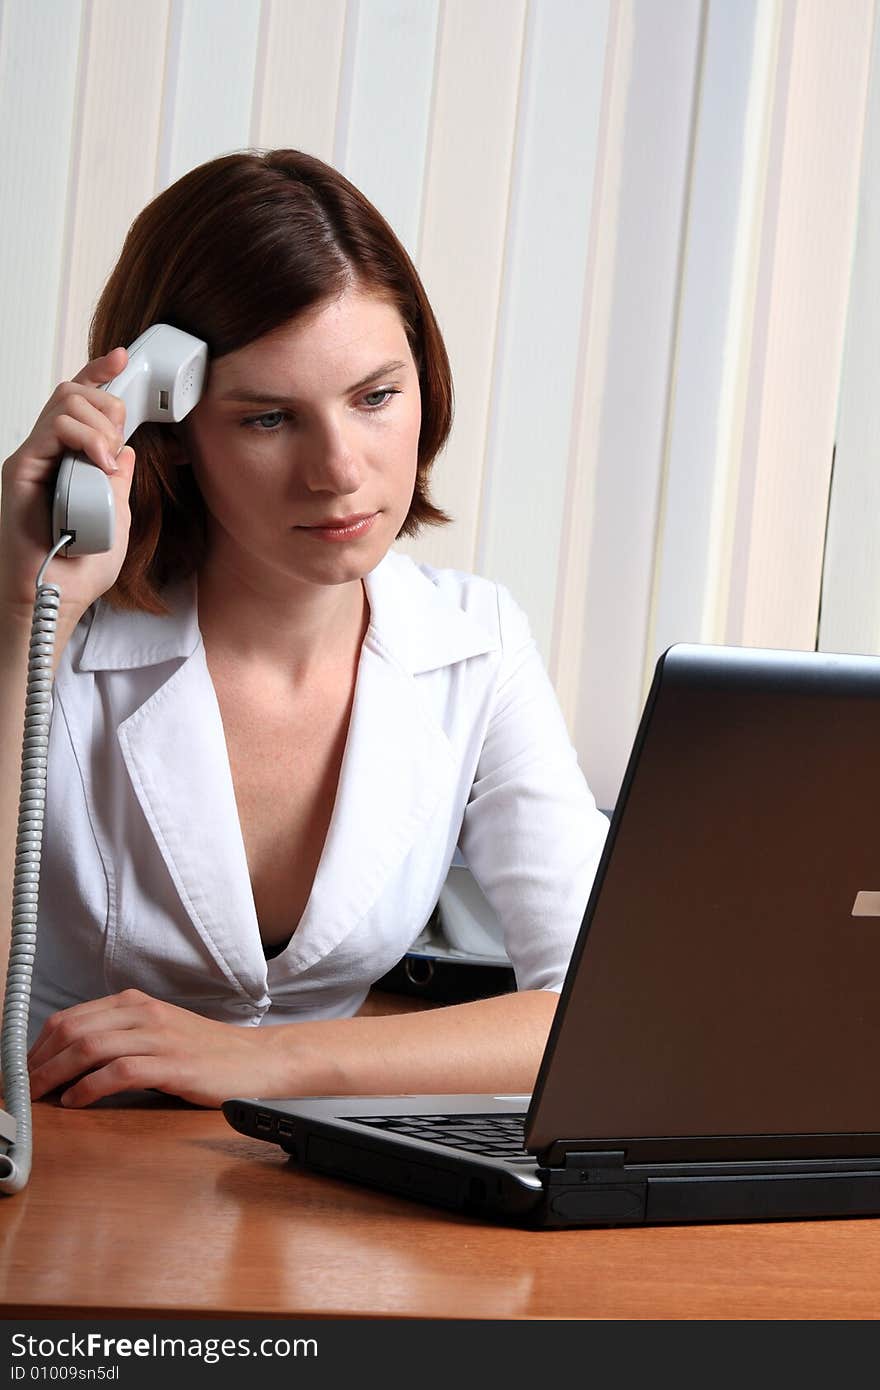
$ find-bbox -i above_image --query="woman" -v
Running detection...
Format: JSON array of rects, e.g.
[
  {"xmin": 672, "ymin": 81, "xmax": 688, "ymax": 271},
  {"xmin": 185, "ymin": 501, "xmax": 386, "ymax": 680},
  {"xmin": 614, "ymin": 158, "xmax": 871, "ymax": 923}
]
[{"xmin": 0, "ymin": 149, "xmax": 607, "ymax": 1109}]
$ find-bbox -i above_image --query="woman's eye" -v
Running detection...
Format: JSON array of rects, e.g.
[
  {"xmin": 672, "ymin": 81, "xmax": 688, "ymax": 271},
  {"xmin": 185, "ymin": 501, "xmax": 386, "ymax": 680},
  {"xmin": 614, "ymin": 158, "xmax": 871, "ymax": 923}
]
[
  {"xmin": 363, "ymin": 388, "xmax": 398, "ymax": 409},
  {"xmin": 244, "ymin": 410, "xmax": 286, "ymax": 431}
]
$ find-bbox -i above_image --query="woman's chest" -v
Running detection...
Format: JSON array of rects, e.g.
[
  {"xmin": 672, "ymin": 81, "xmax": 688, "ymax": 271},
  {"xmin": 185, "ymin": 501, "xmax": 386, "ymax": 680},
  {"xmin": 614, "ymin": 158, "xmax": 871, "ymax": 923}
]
[
  {"xmin": 51, "ymin": 641, "xmax": 479, "ymax": 1006},
  {"xmin": 212, "ymin": 676, "xmax": 357, "ymax": 947}
]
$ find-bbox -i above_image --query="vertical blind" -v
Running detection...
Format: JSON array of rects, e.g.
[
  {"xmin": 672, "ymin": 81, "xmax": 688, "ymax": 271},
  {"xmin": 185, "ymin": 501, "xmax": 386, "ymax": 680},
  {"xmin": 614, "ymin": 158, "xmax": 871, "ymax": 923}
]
[{"xmin": 0, "ymin": 0, "xmax": 873, "ymax": 807}]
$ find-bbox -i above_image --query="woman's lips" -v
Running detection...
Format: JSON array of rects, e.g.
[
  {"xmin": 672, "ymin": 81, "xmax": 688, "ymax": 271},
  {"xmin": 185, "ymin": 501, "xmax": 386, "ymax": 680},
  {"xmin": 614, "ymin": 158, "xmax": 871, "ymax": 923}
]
[{"xmin": 298, "ymin": 512, "xmax": 377, "ymax": 542}]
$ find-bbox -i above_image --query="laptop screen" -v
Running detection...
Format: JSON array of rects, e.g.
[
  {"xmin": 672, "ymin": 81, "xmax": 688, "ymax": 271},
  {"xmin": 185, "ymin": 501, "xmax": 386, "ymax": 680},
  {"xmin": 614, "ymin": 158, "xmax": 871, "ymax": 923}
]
[{"xmin": 528, "ymin": 644, "xmax": 880, "ymax": 1163}]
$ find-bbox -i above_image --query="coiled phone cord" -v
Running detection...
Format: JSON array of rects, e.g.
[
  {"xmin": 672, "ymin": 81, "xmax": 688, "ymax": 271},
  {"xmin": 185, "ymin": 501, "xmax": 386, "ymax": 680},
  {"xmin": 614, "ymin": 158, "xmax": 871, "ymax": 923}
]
[{"xmin": 0, "ymin": 534, "xmax": 71, "ymax": 1193}]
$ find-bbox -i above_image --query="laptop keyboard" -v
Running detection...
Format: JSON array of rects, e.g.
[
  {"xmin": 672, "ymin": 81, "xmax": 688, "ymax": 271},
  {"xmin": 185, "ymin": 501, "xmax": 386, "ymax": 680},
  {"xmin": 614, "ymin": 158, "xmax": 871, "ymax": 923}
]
[{"xmin": 350, "ymin": 1112, "xmax": 533, "ymax": 1161}]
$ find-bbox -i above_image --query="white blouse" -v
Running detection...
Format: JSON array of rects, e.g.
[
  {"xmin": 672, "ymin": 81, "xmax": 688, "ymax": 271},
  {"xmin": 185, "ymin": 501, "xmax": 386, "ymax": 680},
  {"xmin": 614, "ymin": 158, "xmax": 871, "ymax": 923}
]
[{"xmin": 30, "ymin": 549, "xmax": 608, "ymax": 1044}]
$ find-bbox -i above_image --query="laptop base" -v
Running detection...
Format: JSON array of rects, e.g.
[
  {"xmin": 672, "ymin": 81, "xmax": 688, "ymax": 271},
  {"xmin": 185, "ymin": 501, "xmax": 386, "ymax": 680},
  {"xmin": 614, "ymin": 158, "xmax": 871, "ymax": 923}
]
[{"xmin": 223, "ymin": 1097, "xmax": 880, "ymax": 1229}]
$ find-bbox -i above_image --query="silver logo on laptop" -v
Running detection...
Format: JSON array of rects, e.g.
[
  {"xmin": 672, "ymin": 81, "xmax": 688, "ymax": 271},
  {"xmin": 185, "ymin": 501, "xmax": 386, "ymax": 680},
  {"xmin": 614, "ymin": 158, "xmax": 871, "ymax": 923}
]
[{"xmin": 852, "ymin": 891, "xmax": 880, "ymax": 916}]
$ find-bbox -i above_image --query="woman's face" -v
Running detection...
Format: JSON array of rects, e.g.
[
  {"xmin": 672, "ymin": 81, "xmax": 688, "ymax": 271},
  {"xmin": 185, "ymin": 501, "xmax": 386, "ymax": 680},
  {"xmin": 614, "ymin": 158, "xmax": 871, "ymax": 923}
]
[{"xmin": 181, "ymin": 285, "xmax": 422, "ymax": 593}]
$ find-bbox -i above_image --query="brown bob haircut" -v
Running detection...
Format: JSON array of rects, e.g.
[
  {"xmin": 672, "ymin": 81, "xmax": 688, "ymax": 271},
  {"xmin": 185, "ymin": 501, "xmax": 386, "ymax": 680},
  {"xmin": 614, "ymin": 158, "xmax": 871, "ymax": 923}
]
[{"xmin": 89, "ymin": 148, "xmax": 454, "ymax": 613}]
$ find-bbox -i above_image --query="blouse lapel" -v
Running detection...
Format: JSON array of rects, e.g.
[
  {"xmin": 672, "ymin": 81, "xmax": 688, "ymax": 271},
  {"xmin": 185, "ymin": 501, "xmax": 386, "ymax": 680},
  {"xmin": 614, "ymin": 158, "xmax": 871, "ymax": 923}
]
[
  {"xmin": 115, "ymin": 645, "xmax": 269, "ymax": 1002},
  {"xmin": 283, "ymin": 630, "xmax": 456, "ymax": 972},
  {"xmin": 282, "ymin": 553, "xmax": 500, "ymax": 971}
]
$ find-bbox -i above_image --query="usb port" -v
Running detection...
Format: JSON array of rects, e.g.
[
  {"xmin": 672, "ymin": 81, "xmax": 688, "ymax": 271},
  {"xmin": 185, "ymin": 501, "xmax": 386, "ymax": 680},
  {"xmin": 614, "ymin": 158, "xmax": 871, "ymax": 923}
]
[
  {"xmin": 277, "ymin": 1119, "xmax": 294, "ymax": 1139},
  {"xmin": 255, "ymin": 1111, "xmax": 273, "ymax": 1132},
  {"xmin": 158, "ymin": 389, "xmax": 169, "ymax": 410}
]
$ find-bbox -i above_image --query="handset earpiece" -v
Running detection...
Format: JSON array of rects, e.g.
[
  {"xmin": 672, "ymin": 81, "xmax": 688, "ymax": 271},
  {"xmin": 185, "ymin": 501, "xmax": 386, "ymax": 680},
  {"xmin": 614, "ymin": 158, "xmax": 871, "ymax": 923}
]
[{"xmin": 52, "ymin": 323, "xmax": 209, "ymax": 556}]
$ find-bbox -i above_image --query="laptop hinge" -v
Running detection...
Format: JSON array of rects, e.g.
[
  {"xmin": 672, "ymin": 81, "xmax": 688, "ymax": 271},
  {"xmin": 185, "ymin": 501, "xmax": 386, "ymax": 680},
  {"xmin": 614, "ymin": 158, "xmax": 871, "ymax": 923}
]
[
  {"xmin": 559, "ymin": 1149, "xmax": 627, "ymax": 1177},
  {"xmin": 543, "ymin": 1150, "xmax": 646, "ymax": 1226}
]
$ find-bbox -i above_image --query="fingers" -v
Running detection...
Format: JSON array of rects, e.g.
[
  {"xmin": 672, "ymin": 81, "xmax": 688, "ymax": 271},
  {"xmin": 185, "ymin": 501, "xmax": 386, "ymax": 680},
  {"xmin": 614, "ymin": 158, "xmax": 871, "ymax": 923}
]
[
  {"xmin": 50, "ymin": 388, "xmax": 127, "ymax": 475},
  {"xmin": 28, "ymin": 1015, "xmax": 138, "ymax": 1086},
  {"xmin": 58, "ymin": 1061, "xmax": 169, "ymax": 1108},
  {"xmin": 62, "ymin": 346, "xmax": 131, "ymax": 466},
  {"xmin": 29, "ymin": 1025, "xmax": 150, "ymax": 1099},
  {"xmin": 27, "ymin": 992, "xmax": 175, "ymax": 1106},
  {"xmin": 30, "ymin": 1030, "xmax": 168, "ymax": 1107},
  {"xmin": 28, "ymin": 989, "xmax": 151, "ymax": 1071},
  {"xmin": 71, "ymin": 346, "xmax": 128, "ymax": 388},
  {"xmin": 111, "ymin": 445, "xmax": 137, "ymax": 494},
  {"xmin": 3, "ymin": 369, "xmax": 132, "ymax": 493},
  {"xmin": 25, "ymin": 992, "xmax": 251, "ymax": 1109}
]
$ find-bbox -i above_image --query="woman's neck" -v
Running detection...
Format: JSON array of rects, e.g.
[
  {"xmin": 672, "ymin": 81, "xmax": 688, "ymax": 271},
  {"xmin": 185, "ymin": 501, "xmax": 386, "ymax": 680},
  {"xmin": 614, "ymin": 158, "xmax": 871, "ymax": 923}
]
[{"xmin": 195, "ymin": 560, "xmax": 369, "ymax": 690}]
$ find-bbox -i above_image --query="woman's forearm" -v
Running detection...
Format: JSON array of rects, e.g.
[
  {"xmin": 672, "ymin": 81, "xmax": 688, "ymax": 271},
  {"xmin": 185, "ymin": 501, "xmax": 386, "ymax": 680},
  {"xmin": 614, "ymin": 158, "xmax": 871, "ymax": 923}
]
[
  {"xmin": 266, "ymin": 988, "xmax": 560, "ymax": 1098},
  {"xmin": 27, "ymin": 986, "xmax": 560, "ymax": 1108}
]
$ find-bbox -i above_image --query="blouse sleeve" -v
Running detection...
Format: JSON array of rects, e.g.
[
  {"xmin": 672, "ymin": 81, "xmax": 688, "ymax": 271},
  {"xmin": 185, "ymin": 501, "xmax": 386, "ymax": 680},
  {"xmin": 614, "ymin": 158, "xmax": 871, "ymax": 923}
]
[{"xmin": 457, "ymin": 581, "xmax": 608, "ymax": 992}]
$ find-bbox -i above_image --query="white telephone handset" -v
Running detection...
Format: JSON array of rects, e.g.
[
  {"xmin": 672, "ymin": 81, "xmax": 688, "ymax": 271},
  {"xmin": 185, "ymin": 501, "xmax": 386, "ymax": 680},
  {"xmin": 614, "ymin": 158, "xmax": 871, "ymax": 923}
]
[
  {"xmin": 52, "ymin": 323, "xmax": 209, "ymax": 555},
  {"xmin": 0, "ymin": 324, "xmax": 208, "ymax": 1196}
]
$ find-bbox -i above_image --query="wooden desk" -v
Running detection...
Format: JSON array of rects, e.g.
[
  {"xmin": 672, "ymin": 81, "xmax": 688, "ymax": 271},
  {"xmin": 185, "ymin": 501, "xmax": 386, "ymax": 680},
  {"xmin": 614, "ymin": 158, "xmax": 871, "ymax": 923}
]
[{"xmin": 3, "ymin": 1100, "xmax": 880, "ymax": 1320}]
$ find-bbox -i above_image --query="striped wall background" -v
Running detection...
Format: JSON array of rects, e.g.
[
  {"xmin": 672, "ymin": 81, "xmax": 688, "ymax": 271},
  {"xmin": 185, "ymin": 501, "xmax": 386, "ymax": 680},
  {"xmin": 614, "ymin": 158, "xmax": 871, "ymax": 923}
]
[
  {"xmin": 821, "ymin": 0, "xmax": 880, "ymax": 657},
  {"xmin": 0, "ymin": 0, "xmax": 874, "ymax": 809}
]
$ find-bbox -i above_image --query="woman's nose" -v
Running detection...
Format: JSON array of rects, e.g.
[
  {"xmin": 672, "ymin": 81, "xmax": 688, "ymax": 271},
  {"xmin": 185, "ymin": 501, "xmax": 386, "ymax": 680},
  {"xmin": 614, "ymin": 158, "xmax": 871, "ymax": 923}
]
[{"xmin": 299, "ymin": 417, "xmax": 365, "ymax": 494}]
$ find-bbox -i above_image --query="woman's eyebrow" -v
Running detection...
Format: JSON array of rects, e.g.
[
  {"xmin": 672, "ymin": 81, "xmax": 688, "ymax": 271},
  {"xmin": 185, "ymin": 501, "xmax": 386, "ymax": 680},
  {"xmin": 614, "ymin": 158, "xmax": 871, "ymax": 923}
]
[{"xmin": 216, "ymin": 359, "xmax": 409, "ymax": 404}]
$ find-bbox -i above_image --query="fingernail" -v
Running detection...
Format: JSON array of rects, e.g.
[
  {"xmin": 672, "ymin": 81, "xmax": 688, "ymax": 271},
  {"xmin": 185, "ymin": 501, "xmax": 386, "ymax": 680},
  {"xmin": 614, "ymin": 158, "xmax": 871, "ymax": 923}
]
[{"xmin": 104, "ymin": 450, "xmax": 119, "ymax": 473}]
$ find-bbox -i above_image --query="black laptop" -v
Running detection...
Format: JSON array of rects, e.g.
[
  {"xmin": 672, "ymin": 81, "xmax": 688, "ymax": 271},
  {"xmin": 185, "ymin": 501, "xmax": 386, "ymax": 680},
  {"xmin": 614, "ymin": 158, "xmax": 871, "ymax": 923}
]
[{"xmin": 223, "ymin": 642, "xmax": 880, "ymax": 1228}]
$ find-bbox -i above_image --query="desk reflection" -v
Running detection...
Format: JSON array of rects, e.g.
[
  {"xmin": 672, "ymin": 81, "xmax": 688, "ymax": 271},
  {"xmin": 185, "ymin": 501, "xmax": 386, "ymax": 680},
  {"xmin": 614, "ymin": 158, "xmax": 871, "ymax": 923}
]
[
  {"xmin": 12, "ymin": 1102, "xmax": 537, "ymax": 1318},
  {"xmin": 9, "ymin": 1101, "xmax": 880, "ymax": 1319}
]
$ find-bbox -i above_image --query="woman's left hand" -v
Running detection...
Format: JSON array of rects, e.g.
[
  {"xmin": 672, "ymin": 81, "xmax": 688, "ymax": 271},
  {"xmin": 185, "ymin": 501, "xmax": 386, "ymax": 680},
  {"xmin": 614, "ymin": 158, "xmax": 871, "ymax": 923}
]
[{"xmin": 27, "ymin": 989, "xmax": 288, "ymax": 1108}]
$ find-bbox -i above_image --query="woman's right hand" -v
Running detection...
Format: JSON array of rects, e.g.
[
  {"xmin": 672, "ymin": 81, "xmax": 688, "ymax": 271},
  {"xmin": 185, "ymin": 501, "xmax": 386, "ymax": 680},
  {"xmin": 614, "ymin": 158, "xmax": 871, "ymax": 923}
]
[{"xmin": 0, "ymin": 347, "xmax": 137, "ymax": 625}]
